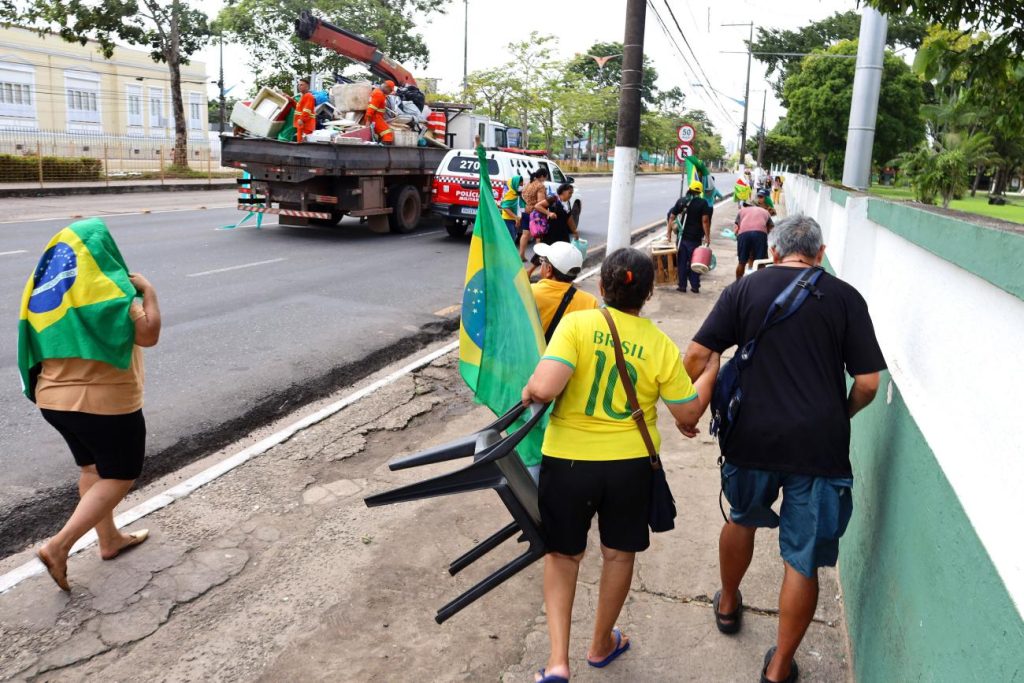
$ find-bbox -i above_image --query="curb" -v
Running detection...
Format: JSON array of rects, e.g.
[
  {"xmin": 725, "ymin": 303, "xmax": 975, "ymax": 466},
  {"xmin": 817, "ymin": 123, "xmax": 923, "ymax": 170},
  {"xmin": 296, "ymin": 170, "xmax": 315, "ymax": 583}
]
[{"xmin": 0, "ymin": 181, "xmax": 238, "ymax": 199}]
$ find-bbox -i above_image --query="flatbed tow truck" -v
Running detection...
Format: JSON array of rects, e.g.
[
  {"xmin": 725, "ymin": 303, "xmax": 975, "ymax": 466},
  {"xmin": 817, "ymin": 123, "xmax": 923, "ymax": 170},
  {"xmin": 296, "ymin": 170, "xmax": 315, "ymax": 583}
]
[{"xmin": 220, "ymin": 11, "xmax": 455, "ymax": 233}]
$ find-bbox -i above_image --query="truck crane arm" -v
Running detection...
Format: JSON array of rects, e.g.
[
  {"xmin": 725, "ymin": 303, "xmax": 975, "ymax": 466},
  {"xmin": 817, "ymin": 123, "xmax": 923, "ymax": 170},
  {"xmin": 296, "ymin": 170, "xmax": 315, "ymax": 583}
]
[{"xmin": 294, "ymin": 10, "xmax": 417, "ymax": 87}]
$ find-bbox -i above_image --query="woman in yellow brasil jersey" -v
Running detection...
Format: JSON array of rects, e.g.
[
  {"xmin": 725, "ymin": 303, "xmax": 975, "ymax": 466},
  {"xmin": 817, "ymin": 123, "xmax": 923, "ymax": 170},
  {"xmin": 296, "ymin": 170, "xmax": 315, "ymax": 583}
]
[{"xmin": 522, "ymin": 247, "xmax": 719, "ymax": 682}]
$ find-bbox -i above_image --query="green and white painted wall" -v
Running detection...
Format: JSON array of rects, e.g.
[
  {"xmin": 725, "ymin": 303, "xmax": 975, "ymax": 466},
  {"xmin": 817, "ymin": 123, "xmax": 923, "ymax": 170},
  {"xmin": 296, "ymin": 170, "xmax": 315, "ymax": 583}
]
[{"xmin": 785, "ymin": 176, "xmax": 1024, "ymax": 681}]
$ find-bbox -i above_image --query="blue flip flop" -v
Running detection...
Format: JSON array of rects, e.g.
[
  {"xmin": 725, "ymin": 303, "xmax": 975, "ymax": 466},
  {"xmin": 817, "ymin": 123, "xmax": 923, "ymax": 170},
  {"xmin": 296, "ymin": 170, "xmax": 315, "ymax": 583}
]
[
  {"xmin": 587, "ymin": 627, "xmax": 630, "ymax": 668},
  {"xmin": 535, "ymin": 668, "xmax": 568, "ymax": 683}
]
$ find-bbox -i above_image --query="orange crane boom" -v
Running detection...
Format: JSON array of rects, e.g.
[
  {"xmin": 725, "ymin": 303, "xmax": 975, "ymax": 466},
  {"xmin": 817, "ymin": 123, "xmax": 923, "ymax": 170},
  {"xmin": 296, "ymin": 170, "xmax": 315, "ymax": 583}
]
[{"xmin": 294, "ymin": 10, "xmax": 417, "ymax": 87}]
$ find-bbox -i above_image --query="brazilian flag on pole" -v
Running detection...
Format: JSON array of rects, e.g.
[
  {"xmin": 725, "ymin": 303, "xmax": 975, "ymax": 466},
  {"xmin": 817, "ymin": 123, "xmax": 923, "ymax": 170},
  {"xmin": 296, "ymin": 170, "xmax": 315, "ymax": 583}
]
[
  {"xmin": 458, "ymin": 144, "xmax": 548, "ymax": 467},
  {"xmin": 18, "ymin": 218, "xmax": 136, "ymax": 401}
]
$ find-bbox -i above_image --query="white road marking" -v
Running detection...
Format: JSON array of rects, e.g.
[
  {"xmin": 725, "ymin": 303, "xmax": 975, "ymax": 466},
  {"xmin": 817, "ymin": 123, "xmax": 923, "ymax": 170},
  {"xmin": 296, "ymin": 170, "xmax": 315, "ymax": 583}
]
[
  {"xmin": 0, "ymin": 339, "xmax": 460, "ymax": 595},
  {"xmin": 0, "ymin": 250, "xmax": 27, "ymax": 256},
  {"xmin": 186, "ymin": 258, "xmax": 286, "ymax": 277}
]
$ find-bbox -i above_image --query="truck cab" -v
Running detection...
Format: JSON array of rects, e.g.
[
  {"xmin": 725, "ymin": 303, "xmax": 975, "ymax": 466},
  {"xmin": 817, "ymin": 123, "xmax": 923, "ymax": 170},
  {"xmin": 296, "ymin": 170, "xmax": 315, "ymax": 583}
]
[{"xmin": 444, "ymin": 113, "xmax": 508, "ymax": 150}]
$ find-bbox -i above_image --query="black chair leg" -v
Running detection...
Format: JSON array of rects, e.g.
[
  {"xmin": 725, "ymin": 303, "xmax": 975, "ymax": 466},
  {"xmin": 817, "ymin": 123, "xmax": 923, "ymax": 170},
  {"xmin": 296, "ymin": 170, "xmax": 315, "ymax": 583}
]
[
  {"xmin": 448, "ymin": 522, "xmax": 520, "ymax": 576},
  {"xmin": 435, "ymin": 548, "xmax": 545, "ymax": 624}
]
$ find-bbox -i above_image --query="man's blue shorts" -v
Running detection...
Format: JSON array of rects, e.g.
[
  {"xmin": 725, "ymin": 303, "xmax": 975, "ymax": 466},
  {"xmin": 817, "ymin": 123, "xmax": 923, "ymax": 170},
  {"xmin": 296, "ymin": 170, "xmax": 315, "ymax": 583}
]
[
  {"xmin": 722, "ymin": 463, "xmax": 854, "ymax": 578},
  {"xmin": 736, "ymin": 231, "xmax": 768, "ymax": 263}
]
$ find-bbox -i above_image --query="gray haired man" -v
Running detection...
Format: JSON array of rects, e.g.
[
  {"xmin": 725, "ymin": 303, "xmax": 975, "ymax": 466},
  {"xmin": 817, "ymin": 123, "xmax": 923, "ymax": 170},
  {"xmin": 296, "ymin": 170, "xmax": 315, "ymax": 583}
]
[{"xmin": 684, "ymin": 215, "xmax": 886, "ymax": 683}]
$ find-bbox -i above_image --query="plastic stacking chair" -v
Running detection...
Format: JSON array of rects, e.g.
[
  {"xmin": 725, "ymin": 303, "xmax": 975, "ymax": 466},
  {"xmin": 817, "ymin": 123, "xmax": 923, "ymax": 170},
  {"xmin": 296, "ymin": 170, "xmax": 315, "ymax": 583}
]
[{"xmin": 364, "ymin": 402, "xmax": 548, "ymax": 623}]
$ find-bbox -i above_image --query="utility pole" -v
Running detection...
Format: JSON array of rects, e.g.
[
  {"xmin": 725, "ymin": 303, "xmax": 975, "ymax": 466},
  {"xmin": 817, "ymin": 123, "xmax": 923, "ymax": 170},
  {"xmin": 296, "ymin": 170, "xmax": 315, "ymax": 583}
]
[
  {"xmin": 842, "ymin": 8, "xmax": 888, "ymax": 189},
  {"xmin": 462, "ymin": 0, "xmax": 469, "ymax": 95},
  {"xmin": 218, "ymin": 32, "xmax": 226, "ymax": 133},
  {"xmin": 723, "ymin": 21, "xmax": 753, "ymax": 169},
  {"xmin": 756, "ymin": 90, "xmax": 766, "ymax": 169},
  {"xmin": 605, "ymin": 0, "xmax": 646, "ymax": 254}
]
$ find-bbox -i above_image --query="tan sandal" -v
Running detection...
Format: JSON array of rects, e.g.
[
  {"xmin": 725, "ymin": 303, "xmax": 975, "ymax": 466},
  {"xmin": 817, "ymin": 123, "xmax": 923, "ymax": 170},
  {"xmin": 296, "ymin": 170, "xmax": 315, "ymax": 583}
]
[
  {"xmin": 37, "ymin": 548, "xmax": 70, "ymax": 592},
  {"xmin": 101, "ymin": 529, "xmax": 150, "ymax": 561}
]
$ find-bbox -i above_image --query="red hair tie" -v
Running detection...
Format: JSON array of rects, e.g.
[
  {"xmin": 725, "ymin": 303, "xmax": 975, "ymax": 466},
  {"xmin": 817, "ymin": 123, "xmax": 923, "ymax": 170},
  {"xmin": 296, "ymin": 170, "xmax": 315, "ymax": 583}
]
[{"xmin": 625, "ymin": 270, "xmax": 634, "ymax": 284}]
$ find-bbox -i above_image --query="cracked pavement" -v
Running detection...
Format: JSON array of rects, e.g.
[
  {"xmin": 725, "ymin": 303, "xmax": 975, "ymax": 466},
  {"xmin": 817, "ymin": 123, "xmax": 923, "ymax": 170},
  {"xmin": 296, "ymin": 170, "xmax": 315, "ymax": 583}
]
[{"xmin": 0, "ymin": 197, "xmax": 850, "ymax": 681}]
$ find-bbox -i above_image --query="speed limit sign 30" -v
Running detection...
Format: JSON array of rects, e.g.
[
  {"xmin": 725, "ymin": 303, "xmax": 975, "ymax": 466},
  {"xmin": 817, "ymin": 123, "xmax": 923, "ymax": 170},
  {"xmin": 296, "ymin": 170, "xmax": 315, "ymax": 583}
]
[{"xmin": 677, "ymin": 124, "xmax": 696, "ymax": 143}]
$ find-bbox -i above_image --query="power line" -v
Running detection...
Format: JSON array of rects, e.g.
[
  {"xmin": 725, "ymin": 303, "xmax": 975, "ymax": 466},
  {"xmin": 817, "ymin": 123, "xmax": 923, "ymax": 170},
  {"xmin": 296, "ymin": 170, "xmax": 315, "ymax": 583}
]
[
  {"xmin": 645, "ymin": 0, "xmax": 737, "ymax": 129},
  {"xmin": 661, "ymin": 0, "xmax": 737, "ymax": 125}
]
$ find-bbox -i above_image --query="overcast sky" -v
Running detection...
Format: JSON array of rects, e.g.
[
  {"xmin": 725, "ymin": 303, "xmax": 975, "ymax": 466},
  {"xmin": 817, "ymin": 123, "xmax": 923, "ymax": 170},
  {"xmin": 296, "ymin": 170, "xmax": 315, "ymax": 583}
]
[{"xmin": 194, "ymin": 0, "xmax": 861, "ymax": 149}]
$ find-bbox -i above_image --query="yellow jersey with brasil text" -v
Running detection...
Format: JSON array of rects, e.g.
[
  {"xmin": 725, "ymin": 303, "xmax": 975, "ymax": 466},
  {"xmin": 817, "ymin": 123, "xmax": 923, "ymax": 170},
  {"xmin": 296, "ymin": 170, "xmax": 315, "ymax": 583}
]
[{"xmin": 541, "ymin": 307, "xmax": 697, "ymax": 461}]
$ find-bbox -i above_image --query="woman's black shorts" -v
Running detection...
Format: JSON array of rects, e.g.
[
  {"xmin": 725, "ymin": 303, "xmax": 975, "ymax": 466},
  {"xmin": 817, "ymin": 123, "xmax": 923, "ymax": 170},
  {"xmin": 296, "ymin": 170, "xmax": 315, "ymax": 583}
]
[
  {"xmin": 41, "ymin": 409, "xmax": 146, "ymax": 480},
  {"xmin": 538, "ymin": 455, "xmax": 652, "ymax": 555}
]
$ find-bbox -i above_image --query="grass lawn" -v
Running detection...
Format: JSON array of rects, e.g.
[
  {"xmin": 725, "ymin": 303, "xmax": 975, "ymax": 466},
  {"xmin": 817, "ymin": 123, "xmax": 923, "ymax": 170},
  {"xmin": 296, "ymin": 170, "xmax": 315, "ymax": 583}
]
[{"xmin": 868, "ymin": 185, "xmax": 1024, "ymax": 225}]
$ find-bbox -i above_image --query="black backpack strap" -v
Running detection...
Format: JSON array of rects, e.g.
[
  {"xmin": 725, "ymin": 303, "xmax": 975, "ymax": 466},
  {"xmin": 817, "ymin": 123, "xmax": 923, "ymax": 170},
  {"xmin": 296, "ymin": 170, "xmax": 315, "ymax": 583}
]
[{"xmin": 545, "ymin": 286, "xmax": 578, "ymax": 343}]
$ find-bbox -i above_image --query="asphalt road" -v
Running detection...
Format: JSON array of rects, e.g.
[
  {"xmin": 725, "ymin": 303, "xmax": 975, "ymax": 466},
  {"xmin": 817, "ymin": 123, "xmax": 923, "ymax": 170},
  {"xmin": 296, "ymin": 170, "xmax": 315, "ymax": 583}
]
[{"xmin": 0, "ymin": 171, "xmax": 735, "ymax": 552}]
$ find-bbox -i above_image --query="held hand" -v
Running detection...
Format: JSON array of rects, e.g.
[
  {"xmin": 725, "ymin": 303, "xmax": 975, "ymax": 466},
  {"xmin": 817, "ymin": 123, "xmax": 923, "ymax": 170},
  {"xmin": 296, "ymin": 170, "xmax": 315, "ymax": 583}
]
[
  {"xmin": 676, "ymin": 420, "xmax": 700, "ymax": 438},
  {"xmin": 128, "ymin": 273, "xmax": 152, "ymax": 295},
  {"xmin": 521, "ymin": 384, "xmax": 534, "ymax": 406},
  {"xmin": 547, "ymin": 212, "xmax": 556, "ymax": 220}
]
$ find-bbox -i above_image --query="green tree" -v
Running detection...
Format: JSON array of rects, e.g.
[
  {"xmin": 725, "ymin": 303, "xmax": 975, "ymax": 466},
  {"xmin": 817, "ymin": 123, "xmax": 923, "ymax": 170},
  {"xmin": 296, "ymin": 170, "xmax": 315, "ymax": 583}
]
[
  {"xmin": 911, "ymin": 26, "xmax": 1024, "ymax": 197},
  {"xmin": 217, "ymin": 0, "xmax": 448, "ymax": 92},
  {"xmin": 752, "ymin": 10, "xmax": 927, "ymax": 105},
  {"xmin": 868, "ymin": 0, "xmax": 1023, "ymax": 77},
  {"xmin": 21, "ymin": 0, "xmax": 210, "ymax": 167},
  {"xmin": 783, "ymin": 40, "xmax": 924, "ymax": 180},
  {"xmin": 208, "ymin": 96, "xmax": 240, "ymax": 132}
]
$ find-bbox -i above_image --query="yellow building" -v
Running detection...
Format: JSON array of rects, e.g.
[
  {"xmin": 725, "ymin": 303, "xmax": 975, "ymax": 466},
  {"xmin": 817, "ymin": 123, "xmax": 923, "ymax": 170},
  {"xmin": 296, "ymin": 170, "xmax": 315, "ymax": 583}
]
[{"xmin": 0, "ymin": 26, "xmax": 209, "ymax": 152}]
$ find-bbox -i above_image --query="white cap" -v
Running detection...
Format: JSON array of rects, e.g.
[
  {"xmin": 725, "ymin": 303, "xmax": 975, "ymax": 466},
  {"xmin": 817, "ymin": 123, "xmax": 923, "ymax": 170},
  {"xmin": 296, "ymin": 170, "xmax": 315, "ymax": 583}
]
[{"xmin": 534, "ymin": 241, "xmax": 583, "ymax": 275}]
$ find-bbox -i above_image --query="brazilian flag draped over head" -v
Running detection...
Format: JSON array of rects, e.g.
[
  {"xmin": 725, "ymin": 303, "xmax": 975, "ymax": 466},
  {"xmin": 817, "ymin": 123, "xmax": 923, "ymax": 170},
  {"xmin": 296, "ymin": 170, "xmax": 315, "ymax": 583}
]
[
  {"xmin": 18, "ymin": 218, "xmax": 136, "ymax": 401},
  {"xmin": 459, "ymin": 144, "xmax": 548, "ymax": 467},
  {"xmin": 685, "ymin": 156, "xmax": 708, "ymax": 196}
]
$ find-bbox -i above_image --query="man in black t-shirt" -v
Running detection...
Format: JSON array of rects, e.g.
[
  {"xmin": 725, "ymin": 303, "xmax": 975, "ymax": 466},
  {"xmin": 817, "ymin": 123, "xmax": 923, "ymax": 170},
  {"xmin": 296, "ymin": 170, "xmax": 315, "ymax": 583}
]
[
  {"xmin": 684, "ymin": 215, "xmax": 886, "ymax": 683},
  {"xmin": 666, "ymin": 180, "xmax": 713, "ymax": 293}
]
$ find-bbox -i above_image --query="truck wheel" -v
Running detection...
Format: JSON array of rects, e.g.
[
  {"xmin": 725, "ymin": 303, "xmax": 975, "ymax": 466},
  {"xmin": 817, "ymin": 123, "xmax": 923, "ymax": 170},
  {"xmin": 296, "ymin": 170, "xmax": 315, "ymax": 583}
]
[
  {"xmin": 388, "ymin": 185, "xmax": 422, "ymax": 234},
  {"xmin": 445, "ymin": 220, "xmax": 469, "ymax": 238}
]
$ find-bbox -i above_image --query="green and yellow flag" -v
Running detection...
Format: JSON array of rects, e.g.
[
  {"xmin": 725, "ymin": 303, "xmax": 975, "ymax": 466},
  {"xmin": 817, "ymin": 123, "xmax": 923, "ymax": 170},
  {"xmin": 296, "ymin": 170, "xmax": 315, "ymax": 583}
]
[
  {"xmin": 17, "ymin": 218, "xmax": 136, "ymax": 401},
  {"xmin": 459, "ymin": 145, "xmax": 548, "ymax": 467}
]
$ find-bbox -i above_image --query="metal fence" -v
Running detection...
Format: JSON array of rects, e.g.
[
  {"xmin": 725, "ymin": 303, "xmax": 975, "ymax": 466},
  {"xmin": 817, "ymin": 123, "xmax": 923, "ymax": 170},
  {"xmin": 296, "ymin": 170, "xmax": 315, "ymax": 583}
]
[{"xmin": 0, "ymin": 129, "xmax": 238, "ymax": 187}]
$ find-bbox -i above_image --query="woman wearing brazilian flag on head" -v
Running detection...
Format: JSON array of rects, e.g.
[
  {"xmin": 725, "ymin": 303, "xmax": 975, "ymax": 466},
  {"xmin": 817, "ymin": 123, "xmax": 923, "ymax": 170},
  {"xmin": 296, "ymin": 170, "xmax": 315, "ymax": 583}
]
[{"xmin": 18, "ymin": 218, "xmax": 162, "ymax": 592}]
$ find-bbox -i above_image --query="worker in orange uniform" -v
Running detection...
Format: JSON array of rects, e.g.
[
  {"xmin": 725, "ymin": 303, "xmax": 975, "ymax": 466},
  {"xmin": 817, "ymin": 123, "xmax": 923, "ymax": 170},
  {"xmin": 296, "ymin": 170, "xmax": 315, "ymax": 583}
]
[
  {"xmin": 365, "ymin": 80, "xmax": 395, "ymax": 145},
  {"xmin": 293, "ymin": 77, "xmax": 316, "ymax": 143}
]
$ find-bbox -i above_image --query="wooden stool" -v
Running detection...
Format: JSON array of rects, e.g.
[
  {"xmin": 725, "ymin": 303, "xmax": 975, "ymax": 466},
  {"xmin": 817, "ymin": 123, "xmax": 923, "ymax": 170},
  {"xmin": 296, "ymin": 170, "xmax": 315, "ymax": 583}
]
[{"xmin": 651, "ymin": 246, "xmax": 678, "ymax": 286}]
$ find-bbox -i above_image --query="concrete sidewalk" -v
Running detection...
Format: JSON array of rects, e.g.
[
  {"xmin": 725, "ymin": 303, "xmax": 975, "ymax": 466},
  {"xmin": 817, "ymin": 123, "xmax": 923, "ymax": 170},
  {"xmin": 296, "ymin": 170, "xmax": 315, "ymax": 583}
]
[{"xmin": 0, "ymin": 193, "xmax": 851, "ymax": 681}]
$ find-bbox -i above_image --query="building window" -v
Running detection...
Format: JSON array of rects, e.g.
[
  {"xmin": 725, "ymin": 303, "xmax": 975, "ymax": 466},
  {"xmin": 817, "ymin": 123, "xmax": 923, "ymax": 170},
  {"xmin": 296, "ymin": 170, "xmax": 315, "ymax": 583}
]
[
  {"xmin": 188, "ymin": 92, "xmax": 202, "ymax": 131},
  {"xmin": 65, "ymin": 69, "xmax": 101, "ymax": 130},
  {"xmin": 0, "ymin": 59, "xmax": 36, "ymax": 126},
  {"xmin": 149, "ymin": 87, "xmax": 165, "ymax": 134},
  {"xmin": 126, "ymin": 84, "xmax": 143, "ymax": 129}
]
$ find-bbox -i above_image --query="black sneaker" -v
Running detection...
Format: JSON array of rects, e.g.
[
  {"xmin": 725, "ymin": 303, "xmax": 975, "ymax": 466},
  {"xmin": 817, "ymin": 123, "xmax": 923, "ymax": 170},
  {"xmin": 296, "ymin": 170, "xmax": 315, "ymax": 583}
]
[{"xmin": 760, "ymin": 647, "xmax": 799, "ymax": 683}]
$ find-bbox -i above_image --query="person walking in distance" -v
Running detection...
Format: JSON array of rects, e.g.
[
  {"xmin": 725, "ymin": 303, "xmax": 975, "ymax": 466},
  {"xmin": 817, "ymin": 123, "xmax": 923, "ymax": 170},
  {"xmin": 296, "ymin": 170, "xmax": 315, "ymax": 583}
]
[
  {"xmin": 684, "ymin": 215, "xmax": 886, "ymax": 683},
  {"xmin": 666, "ymin": 180, "xmax": 713, "ymax": 294},
  {"xmin": 734, "ymin": 200, "xmax": 774, "ymax": 280},
  {"xmin": 18, "ymin": 219, "xmax": 162, "ymax": 591},
  {"xmin": 522, "ymin": 248, "xmax": 719, "ymax": 683}
]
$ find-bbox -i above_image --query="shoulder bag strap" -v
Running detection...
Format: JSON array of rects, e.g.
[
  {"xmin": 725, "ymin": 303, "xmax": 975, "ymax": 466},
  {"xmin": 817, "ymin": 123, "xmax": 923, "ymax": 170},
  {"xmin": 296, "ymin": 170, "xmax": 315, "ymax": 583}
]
[
  {"xmin": 599, "ymin": 308, "xmax": 660, "ymax": 469},
  {"xmin": 545, "ymin": 286, "xmax": 578, "ymax": 343},
  {"xmin": 740, "ymin": 266, "xmax": 825, "ymax": 365}
]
